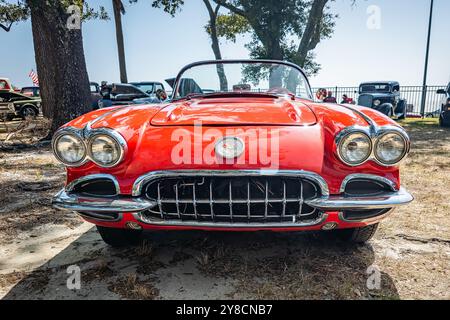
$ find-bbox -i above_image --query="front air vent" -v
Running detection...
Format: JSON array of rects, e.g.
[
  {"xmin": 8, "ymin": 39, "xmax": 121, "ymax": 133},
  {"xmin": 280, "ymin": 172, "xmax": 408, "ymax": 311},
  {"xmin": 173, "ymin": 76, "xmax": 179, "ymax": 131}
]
[
  {"xmin": 344, "ymin": 179, "xmax": 392, "ymax": 197},
  {"xmin": 70, "ymin": 178, "xmax": 118, "ymax": 197},
  {"xmin": 342, "ymin": 209, "xmax": 391, "ymax": 221}
]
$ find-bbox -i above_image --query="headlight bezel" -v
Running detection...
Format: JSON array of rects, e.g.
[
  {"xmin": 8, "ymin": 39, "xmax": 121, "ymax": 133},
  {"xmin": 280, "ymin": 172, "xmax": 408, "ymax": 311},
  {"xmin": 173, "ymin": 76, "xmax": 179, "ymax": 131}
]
[
  {"xmin": 373, "ymin": 128, "xmax": 409, "ymax": 166},
  {"xmin": 337, "ymin": 131, "xmax": 373, "ymax": 166},
  {"xmin": 336, "ymin": 125, "xmax": 410, "ymax": 167},
  {"xmin": 52, "ymin": 130, "xmax": 88, "ymax": 167},
  {"xmin": 52, "ymin": 127, "xmax": 127, "ymax": 168},
  {"xmin": 87, "ymin": 131, "xmax": 126, "ymax": 168}
]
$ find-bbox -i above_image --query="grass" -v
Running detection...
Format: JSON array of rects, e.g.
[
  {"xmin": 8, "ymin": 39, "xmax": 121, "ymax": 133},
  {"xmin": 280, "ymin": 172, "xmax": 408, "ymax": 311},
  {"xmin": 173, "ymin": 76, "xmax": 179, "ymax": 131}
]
[{"xmin": 399, "ymin": 117, "xmax": 440, "ymax": 128}]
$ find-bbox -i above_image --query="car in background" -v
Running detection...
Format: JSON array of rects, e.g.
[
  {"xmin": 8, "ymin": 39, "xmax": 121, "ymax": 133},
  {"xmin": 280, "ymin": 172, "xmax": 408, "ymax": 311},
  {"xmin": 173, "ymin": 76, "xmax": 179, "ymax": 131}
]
[
  {"xmin": 0, "ymin": 78, "xmax": 14, "ymax": 91},
  {"xmin": 90, "ymin": 82, "xmax": 102, "ymax": 109},
  {"xmin": 98, "ymin": 83, "xmax": 166, "ymax": 108},
  {"xmin": 20, "ymin": 86, "xmax": 40, "ymax": 97},
  {"xmin": 129, "ymin": 81, "xmax": 166, "ymax": 96},
  {"xmin": 0, "ymin": 89, "xmax": 41, "ymax": 120},
  {"xmin": 357, "ymin": 81, "xmax": 407, "ymax": 120},
  {"xmin": 436, "ymin": 83, "xmax": 450, "ymax": 127}
]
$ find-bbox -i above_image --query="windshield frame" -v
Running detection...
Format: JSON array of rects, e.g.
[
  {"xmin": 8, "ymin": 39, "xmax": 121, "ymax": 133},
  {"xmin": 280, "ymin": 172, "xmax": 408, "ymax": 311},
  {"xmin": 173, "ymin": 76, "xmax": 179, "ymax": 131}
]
[{"xmin": 171, "ymin": 59, "xmax": 313, "ymax": 101}]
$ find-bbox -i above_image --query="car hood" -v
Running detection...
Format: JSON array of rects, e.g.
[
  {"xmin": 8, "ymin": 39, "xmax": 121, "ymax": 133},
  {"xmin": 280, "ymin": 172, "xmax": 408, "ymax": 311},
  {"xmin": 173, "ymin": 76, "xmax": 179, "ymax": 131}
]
[
  {"xmin": 359, "ymin": 93, "xmax": 393, "ymax": 99},
  {"xmin": 150, "ymin": 96, "xmax": 317, "ymax": 126}
]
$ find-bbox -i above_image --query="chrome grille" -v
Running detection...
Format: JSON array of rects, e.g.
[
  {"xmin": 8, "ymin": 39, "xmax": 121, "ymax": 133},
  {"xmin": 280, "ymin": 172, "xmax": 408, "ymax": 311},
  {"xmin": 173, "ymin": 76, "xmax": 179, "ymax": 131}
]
[{"xmin": 139, "ymin": 176, "xmax": 322, "ymax": 224}]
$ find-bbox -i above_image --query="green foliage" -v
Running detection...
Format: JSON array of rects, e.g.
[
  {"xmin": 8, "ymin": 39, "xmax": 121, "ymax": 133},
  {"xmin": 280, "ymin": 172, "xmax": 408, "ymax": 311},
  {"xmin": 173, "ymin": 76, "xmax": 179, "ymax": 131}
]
[
  {"xmin": 212, "ymin": 13, "xmax": 250, "ymax": 42},
  {"xmin": 151, "ymin": 0, "xmax": 184, "ymax": 17},
  {"xmin": 0, "ymin": 0, "xmax": 109, "ymax": 31},
  {"xmin": 0, "ymin": 0, "xmax": 29, "ymax": 27},
  {"xmin": 214, "ymin": 0, "xmax": 338, "ymax": 76}
]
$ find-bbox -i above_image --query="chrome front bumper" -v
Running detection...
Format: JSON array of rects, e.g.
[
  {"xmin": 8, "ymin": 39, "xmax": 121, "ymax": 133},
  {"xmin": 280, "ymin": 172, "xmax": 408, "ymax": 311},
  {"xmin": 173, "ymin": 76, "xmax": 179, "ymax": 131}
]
[
  {"xmin": 52, "ymin": 187, "xmax": 413, "ymax": 214},
  {"xmin": 52, "ymin": 189, "xmax": 156, "ymax": 213}
]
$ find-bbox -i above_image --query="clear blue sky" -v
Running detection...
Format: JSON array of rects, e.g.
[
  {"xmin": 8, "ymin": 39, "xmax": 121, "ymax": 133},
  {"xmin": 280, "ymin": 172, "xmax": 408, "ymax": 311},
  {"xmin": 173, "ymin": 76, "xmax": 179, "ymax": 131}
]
[{"xmin": 1, "ymin": 0, "xmax": 449, "ymax": 88}]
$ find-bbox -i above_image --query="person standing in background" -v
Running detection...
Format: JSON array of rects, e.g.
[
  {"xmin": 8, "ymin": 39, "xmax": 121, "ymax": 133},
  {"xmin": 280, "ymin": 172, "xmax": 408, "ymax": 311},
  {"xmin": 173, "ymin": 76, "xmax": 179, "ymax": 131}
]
[{"xmin": 323, "ymin": 91, "xmax": 337, "ymax": 103}]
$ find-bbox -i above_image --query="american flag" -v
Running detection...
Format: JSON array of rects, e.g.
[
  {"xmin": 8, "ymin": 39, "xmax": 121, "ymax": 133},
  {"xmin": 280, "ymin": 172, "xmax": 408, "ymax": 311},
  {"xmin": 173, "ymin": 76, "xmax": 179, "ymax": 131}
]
[{"xmin": 29, "ymin": 70, "xmax": 39, "ymax": 86}]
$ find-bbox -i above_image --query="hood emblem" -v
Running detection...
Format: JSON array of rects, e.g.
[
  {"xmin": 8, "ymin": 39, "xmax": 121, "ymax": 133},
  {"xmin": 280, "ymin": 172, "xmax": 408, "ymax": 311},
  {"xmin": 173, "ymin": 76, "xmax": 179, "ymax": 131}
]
[{"xmin": 215, "ymin": 137, "xmax": 244, "ymax": 159}]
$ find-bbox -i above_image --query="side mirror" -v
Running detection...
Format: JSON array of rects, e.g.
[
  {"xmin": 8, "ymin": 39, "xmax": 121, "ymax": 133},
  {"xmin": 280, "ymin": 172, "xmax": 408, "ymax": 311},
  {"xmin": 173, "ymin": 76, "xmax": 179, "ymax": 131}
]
[{"xmin": 437, "ymin": 89, "xmax": 446, "ymax": 94}]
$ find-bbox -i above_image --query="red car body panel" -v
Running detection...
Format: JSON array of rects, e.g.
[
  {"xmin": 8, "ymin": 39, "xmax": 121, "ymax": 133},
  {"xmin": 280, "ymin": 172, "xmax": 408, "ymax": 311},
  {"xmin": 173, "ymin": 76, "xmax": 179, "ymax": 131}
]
[
  {"xmin": 59, "ymin": 95, "xmax": 404, "ymax": 231},
  {"xmin": 64, "ymin": 98, "xmax": 401, "ymax": 196}
]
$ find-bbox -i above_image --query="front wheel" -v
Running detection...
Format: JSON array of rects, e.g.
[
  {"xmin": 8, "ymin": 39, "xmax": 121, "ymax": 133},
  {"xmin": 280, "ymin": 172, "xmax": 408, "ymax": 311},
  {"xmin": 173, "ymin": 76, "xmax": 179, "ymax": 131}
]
[
  {"xmin": 20, "ymin": 106, "xmax": 38, "ymax": 119},
  {"xmin": 440, "ymin": 116, "xmax": 450, "ymax": 127},
  {"xmin": 96, "ymin": 225, "xmax": 143, "ymax": 247},
  {"xmin": 331, "ymin": 223, "xmax": 379, "ymax": 243}
]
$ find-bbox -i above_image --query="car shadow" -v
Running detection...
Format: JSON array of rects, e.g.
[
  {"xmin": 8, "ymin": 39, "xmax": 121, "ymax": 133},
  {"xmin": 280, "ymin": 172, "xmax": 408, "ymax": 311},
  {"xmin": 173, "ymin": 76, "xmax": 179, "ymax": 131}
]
[{"xmin": 3, "ymin": 227, "xmax": 399, "ymax": 300}]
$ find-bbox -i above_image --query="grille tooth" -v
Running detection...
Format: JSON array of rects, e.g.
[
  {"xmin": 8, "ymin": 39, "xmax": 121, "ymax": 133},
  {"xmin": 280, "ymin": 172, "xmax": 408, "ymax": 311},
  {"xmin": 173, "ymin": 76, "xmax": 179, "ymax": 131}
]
[{"xmin": 142, "ymin": 176, "xmax": 321, "ymax": 224}]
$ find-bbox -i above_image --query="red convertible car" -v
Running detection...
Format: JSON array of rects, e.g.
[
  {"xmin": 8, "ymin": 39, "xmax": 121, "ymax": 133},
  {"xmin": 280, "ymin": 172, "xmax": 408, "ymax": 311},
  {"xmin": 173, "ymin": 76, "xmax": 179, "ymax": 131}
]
[{"xmin": 52, "ymin": 60, "xmax": 413, "ymax": 246}]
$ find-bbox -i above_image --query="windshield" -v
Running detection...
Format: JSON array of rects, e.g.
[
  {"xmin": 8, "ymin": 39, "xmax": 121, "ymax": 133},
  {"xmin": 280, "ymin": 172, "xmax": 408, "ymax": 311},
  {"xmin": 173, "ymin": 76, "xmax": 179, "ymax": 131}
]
[
  {"xmin": 360, "ymin": 84, "xmax": 391, "ymax": 93},
  {"xmin": 172, "ymin": 61, "xmax": 312, "ymax": 100},
  {"xmin": 133, "ymin": 83, "xmax": 154, "ymax": 94}
]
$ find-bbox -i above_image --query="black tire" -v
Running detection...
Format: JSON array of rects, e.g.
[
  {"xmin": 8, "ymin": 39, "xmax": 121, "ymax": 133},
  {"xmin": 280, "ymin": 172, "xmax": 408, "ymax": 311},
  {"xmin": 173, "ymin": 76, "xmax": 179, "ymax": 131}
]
[
  {"xmin": 20, "ymin": 105, "xmax": 38, "ymax": 119},
  {"xmin": 331, "ymin": 223, "xmax": 379, "ymax": 243},
  {"xmin": 440, "ymin": 116, "xmax": 450, "ymax": 127},
  {"xmin": 396, "ymin": 99, "xmax": 407, "ymax": 120},
  {"xmin": 96, "ymin": 225, "xmax": 143, "ymax": 247}
]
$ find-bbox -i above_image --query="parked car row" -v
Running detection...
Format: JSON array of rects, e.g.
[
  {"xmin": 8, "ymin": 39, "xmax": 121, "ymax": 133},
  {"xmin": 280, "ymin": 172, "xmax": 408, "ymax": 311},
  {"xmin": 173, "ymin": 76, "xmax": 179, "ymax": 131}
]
[
  {"xmin": 0, "ymin": 88, "xmax": 41, "ymax": 120},
  {"xmin": 3, "ymin": 74, "xmax": 449, "ymax": 126},
  {"xmin": 90, "ymin": 81, "xmax": 168, "ymax": 109}
]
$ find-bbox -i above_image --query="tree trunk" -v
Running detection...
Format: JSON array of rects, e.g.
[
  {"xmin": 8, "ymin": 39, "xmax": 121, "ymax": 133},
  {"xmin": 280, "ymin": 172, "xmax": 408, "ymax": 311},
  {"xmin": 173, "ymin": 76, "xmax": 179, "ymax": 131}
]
[
  {"xmin": 27, "ymin": 0, "xmax": 91, "ymax": 135},
  {"xmin": 287, "ymin": 0, "xmax": 329, "ymax": 92},
  {"xmin": 203, "ymin": 0, "xmax": 228, "ymax": 91},
  {"xmin": 113, "ymin": 0, "xmax": 128, "ymax": 83}
]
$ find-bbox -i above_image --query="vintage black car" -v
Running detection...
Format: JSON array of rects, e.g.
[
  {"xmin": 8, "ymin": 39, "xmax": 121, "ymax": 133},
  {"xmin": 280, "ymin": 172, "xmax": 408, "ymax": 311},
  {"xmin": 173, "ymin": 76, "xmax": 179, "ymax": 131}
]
[
  {"xmin": 0, "ymin": 89, "xmax": 41, "ymax": 120},
  {"xmin": 129, "ymin": 81, "xmax": 166, "ymax": 96},
  {"xmin": 357, "ymin": 81, "xmax": 407, "ymax": 119},
  {"xmin": 20, "ymin": 86, "xmax": 40, "ymax": 98},
  {"xmin": 436, "ymin": 83, "xmax": 450, "ymax": 127},
  {"xmin": 98, "ymin": 83, "xmax": 166, "ymax": 108}
]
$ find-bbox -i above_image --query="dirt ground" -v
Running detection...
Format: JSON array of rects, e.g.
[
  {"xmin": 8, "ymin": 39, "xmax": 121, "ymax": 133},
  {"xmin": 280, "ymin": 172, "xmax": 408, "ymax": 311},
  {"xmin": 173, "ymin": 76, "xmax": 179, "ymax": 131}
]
[{"xmin": 0, "ymin": 118, "xmax": 449, "ymax": 300}]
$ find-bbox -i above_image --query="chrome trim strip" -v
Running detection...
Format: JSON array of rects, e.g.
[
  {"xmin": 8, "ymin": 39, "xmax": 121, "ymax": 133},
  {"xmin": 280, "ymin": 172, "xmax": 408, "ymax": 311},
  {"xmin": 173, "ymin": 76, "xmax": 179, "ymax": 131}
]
[
  {"xmin": 339, "ymin": 174, "xmax": 398, "ymax": 193},
  {"xmin": 338, "ymin": 209, "xmax": 395, "ymax": 224},
  {"xmin": 339, "ymin": 104, "xmax": 378, "ymax": 133},
  {"xmin": 87, "ymin": 105, "xmax": 131, "ymax": 129},
  {"xmin": 131, "ymin": 170, "xmax": 330, "ymax": 197},
  {"xmin": 52, "ymin": 189, "xmax": 156, "ymax": 213},
  {"xmin": 65, "ymin": 174, "xmax": 121, "ymax": 195},
  {"xmin": 305, "ymin": 187, "xmax": 413, "ymax": 210},
  {"xmin": 133, "ymin": 212, "xmax": 329, "ymax": 229}
]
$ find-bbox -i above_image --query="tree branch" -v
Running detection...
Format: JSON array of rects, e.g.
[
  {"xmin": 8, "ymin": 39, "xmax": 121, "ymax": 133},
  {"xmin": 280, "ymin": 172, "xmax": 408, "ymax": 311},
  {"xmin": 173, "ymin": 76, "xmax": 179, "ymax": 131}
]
[
  {"xmin": 212, "ymin": 0, "xmax": 247, "ymax": 18},
  {"xmin": 296, "ymin": 0, "xmax": 328, "ymax": 64},
  {"xmin": 0, "ymin": 21, "xmax": 13, "ymax": 32}
]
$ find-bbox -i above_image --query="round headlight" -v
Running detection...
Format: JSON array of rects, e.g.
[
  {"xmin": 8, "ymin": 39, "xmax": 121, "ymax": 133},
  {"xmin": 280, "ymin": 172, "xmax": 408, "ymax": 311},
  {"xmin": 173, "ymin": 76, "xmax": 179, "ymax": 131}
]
[
  {"xmin": 89, "ymin": 135, "xmax": 123, "ymax": 167},
  {"xmin": 338, "ymin": 132, "xmax": 372, "ymax": 166},
  {"xmin": 374, "ymin": 99, "xmax": 381, "ymax": 106},
  {"xmin": 375, "ymin": 132, "xmax": 407, "ymax": 165},
  {"xmin": 54, "ymin": 134, "xmax": 86, "ymax": 165}
]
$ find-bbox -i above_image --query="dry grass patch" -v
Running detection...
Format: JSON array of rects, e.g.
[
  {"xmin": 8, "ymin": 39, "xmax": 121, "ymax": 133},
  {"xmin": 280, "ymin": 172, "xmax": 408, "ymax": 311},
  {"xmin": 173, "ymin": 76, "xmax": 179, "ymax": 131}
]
[{"xmin": 109, "ymin": 274, "xmax": 159, "ymax": 300}]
